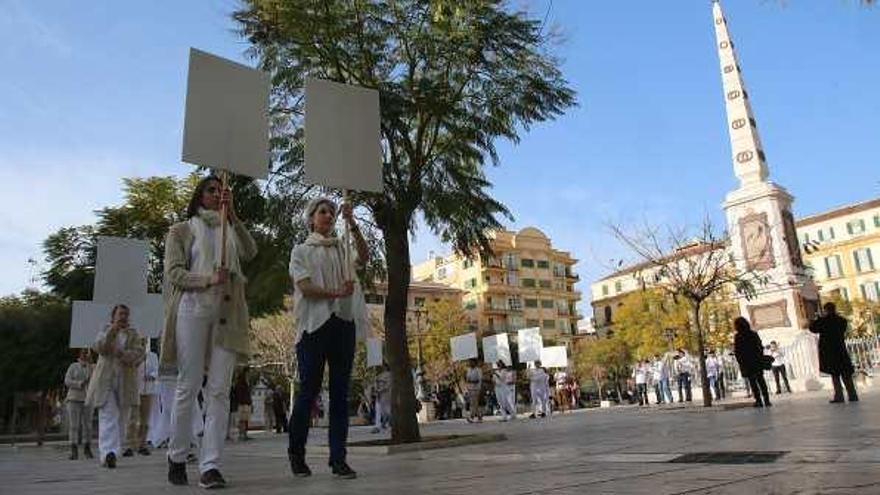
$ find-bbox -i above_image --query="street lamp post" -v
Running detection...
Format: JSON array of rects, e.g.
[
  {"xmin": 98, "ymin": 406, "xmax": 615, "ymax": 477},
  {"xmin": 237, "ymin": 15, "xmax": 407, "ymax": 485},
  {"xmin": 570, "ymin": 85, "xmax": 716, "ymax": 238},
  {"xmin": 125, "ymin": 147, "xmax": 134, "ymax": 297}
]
[{"xmin": 664, "ymin": 328, "xmax": 676, "ymax": 353}]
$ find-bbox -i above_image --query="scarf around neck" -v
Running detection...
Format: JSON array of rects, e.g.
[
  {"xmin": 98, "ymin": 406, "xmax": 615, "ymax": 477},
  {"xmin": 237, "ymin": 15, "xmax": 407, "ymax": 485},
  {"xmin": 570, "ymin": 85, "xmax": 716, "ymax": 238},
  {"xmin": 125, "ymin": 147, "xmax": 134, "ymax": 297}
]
[{"xmin": 188, "ymin": 208, "xmax": 242, "ymax": 278}]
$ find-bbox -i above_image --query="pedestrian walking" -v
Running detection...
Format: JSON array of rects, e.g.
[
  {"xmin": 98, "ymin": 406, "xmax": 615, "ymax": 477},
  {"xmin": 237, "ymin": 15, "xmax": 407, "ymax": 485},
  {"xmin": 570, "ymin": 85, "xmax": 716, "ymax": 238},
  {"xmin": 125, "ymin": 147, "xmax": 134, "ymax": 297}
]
[
  {"xmin": 528, "ymin": 362, "xmax": 551, "ymax": 418},
  {"xmin": 64, "ymin": 348, "xmax": 94, "ymax": 460},
  {"xmin": 162, "ymin": 175, "xmax": 258, "ymax": 488},
  {"xmin": 465, "ymin": 359, "xmax": 484, "ymax": 423},
  {"xmin": 675, "ymin": 349, "xmax": 694, "ymax": 402},
  {"xmin": 371, "ymin": 364, "xmax": 392, "ymax": 433},
  {"xmin": 632, "ymin": 361, "xmax": 649, "ymax": 406},
  {"xmin": 125, "ymin": 338, "xmax": 158, "ymax": 457},
  {"xmin": 232, "ymin": 369, "xmax": 253, "ymax": 441},
  {"xmin": 84, "ymin": 305, "xmax": 145, "ymax": 469},
  {"xmin": 705, "ymin": 351, "xmax": 722, "ymax": 400},
  {"xmin": 287, "ymin": 197, "xmax": 369, "ymax": 480},
  {"xmin": 733, "ymin": 317, "xmax": 772, "ymax": 408},
  {"xmin": 809, "ymin": 302, "xmax": 859, "ymax": 404}
]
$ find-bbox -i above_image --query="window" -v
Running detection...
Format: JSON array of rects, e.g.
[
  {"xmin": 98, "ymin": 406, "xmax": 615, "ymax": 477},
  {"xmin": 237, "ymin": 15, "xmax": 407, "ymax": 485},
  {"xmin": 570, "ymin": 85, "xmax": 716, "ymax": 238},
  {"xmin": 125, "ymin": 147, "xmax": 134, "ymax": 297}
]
[
  {"xmin": 504, "ymin": 253, "xmax": 518, "ymax": 269},
  {"xmin": 505, "ymin": 272, "xmax": 519, "ymax": 286},
  {"xmin": 462, "ymin": 258, "xmax": 473, "ymax": 269},
  {"xmin": 521, "ymin": 259, "xmax": 535, "ymax": 268},
  {"xmin": 464, "ymin": 278, "xmax": 478, "ymax": 289},
  {"xmin": 414, "ymin": 297, "xmax": 425, "ymax": 307},
  {"xmin": 540, "ymin": 299, "xmax": 554, "ymax": 309},
  {"xmin": 853, "ymin": 248, "xmax": 875, "ymax": 273},
  {"xmin": 817, "ymin": 229, "xmax": 825, "ymax": 242},
  {"xmin": 602, "ymin": 285, "xmax": 609, "ymax": 296},
  {"xmin": 524, "ymin": 298, "xmax": 538, "ymax": 308},
  {"xmin": 538, "ymin": 279, "xmax": 552, "ymax": 289},
  {"xmin": 860, "ymin": 282, "xmax": 880, "ymax": 302},
  {"xmin": 464, "ymin": 300, "xmax": 477, "ymax": 310},
  {"xmin": 508, "ymin": 296, "xmax": 522, "ymax": 311},
  {"xmin": 875, "ymin": 215, "xmax": 880, "ymax": 228},
  {"xmin": 847, "ymin": 219, "xmax": 867, "ymax": 235},
  {"xmin": 526, "ymin": 319, "xmax": 540, "ymax": 328},
  {"xmin": 537, "ymin": 260, "xmax": 550, "ymax": 269},
  {"xmin": 364, "ymin": 293, "xmax": 385, "ymax": 305},
  {"xmin": 604, "ymin": 306, "xmax": 613, "ymax": 324},
  {"xmin": 553, "ymin": 263, "xmax": 566, "ymax": 277},
  {"xmin": 522, "ymin": 278, "xmax": 536, "ymax": 288},
  {"xmin": 615, "ymin": 280, "xmax": 623, "ymax": 293},
  {"xmin": 803, "ymin": 232, "xmax": 810, "ymax": 244},
  {"xmin": 828, "ymin": 227, "xmax": 836, "ymax": 240},
  {"xmin": 824, "ymin": 255, "xmax": 844, "ymax": 279},
  {"xmin": 542, "ymin": 319, "xmax": 556, "ymax": 329},
  {"xmin": 436, "ymin": 267, "xmax": 447, "ymax": 280},
  {"xmin": 510, "ymin": 316, "xmax": 525, "ymax": 329}
]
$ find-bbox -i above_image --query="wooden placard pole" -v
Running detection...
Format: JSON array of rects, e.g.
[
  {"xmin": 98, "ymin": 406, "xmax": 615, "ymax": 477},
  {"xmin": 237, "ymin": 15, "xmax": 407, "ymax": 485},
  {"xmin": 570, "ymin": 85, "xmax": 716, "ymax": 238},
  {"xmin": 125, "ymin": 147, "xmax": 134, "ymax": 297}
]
[{"xmin": 219, "ymin": 170, "xmax": 230, "ymax": 270}]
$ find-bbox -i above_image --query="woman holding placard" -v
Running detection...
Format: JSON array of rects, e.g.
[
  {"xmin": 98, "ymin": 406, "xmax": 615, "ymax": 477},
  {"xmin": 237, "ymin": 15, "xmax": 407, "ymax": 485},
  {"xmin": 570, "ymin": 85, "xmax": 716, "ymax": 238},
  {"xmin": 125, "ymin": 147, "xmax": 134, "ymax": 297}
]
[
  {"xmin": 161, "ymin": 175, "xmax": 257, "ymax": 488},
  {"xmin": 288, "ymin": 197, "xmax": 369, "ymax": 480}
]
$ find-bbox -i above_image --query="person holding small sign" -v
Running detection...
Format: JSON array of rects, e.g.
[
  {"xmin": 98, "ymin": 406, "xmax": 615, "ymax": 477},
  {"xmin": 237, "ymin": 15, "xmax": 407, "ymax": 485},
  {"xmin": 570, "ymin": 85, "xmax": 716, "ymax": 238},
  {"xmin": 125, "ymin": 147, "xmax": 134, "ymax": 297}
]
[
  {"xmin": 288, "ymin": 197, "xmax": 369, "ymax": 480},
  {"xmin": 161, "ymin": 176, "xmax": 258, "ymax": 488},
  {"xmin": 84, "ymin": 304, "xmax": 145, "ymax": 469}
]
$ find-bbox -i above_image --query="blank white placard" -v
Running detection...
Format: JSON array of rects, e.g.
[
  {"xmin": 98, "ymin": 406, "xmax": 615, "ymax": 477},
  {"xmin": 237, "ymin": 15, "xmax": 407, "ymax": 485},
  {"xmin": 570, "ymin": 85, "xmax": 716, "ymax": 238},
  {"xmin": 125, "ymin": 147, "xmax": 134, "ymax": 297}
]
[
  {"xmin": 304, "ymin": 78, "xmax": 382, "ymax": 192},
  {"xmin": 517, "ymin": 327, "xmax": 543, "ymax": 363},
  {"xmin": 182, "ymin": 48, "xmax": 270, "ymax": 179},
  {"xmin": 540, "ymin": 346, "xmax": 568, "ymax": 368},
  {"xmin": 450, "ymin": 333, "xmax": 479, "ymax": 362},
  {"xmin": 482, "ymin": 333, "xmax": 511, "ymax": 366},
  {"xmin": 93, "ymin": 236, "xmax": 149, "ymax": 307},
  {"xmin": 366, "ymin": 338, "xmax": 383, "ymax": 368},
  {"xmin": 132, "ymin": 293, "xmax": 164, "ymax": 339},
  {"xmin": 70, "ymin": 301, "xmax": 113, "ymax": 348}
]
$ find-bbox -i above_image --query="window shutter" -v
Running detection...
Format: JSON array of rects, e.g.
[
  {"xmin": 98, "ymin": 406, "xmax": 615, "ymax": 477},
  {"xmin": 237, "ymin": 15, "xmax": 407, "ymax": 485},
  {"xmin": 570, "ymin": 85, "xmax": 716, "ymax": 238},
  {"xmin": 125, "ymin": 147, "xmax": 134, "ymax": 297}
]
[
  {"xmin": 854, "ymin": 251, "xmax": 862, "ymax": 273},
  {"xmin": 847, "ymin": 222, "xmax": 854, "ymax": 235},
  {"xmin": 824, "ymin": 257, "xmax": 832, "ymax": 278}
]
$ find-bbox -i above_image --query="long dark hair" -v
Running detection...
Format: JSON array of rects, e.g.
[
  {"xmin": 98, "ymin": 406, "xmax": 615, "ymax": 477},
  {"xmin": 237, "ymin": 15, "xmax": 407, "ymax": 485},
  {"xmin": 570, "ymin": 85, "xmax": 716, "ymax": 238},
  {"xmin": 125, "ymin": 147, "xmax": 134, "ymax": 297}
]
[
  {"xmin": 734, "ymin": 316, "xmax": 751, "ymax": 333},
  {"xmin": 186, "ymin": 175, "xmax": 222, "ymax": 218}
]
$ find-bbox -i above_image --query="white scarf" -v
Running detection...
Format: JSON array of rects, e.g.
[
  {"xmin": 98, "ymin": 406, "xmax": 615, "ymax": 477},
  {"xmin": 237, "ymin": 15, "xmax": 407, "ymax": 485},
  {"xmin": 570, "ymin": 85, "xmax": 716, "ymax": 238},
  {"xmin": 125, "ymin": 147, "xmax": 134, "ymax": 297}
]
[{"xmin": 188, "ymin": 209, "xmax": 243, "ymax": 278}]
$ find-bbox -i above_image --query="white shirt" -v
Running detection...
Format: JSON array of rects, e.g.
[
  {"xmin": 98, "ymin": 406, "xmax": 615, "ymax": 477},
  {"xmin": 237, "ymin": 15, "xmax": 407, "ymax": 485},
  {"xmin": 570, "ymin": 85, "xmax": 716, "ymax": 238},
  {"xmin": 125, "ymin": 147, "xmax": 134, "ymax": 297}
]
[
  {"xmin": 633, "ymin": 365, "xmax": 647, "ymax": 385},
  {"xmin": 705, "ymin": 356, "xmax": 720, "ymax": 378},
  {"xmin": 529, "ymin": 368, "xmax": 548, "ymax": 389},
  {"xmin": 653, "ymin": 360, "xmax": 668, "ymax": 381},
  {"xmin": 289, "ymin": 241, "xmax": 355, "ymax": 343},
  {"xmin": 179, "ymin": 223, "xmax": 222, "ymax": 317},
  {"xmin": 677, "ymin": 354, "xmax": 694, "ymax": 374},
  {"xmin": 771, "ymin": 349, "xmax": 784, "ymax": 367}
]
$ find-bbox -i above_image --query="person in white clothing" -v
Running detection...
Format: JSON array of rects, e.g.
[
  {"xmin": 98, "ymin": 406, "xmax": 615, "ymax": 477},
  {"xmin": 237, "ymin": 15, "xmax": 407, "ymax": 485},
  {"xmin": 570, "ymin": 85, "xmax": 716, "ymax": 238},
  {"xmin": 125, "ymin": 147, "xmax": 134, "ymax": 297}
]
[
  {"xmin": 769, "ymin": 341, "xmax": 792, "ymax": 394},
  {"xmin": 162, "ymin": 176, "xmax": 258, "ymax": 488},
  {"xmin": 632, "ymin": 361, "xmax": 649, "ymax": 406},
  {"xmin": 705, "ymin": 351, "xmax": 722, "ymax": 400},
  {"xmin": 84, "ymin": 305, "xmax": 145, "ymax": 469},
  {"xmin": 528, "ymin": 362, "xmax": 551, "ymax": 418},
  {"xmin": 675, "ymin": 349, "xmax": 694, "ymax": 402},
  {"xmin": 64, "ymin": 348, "xmax": 94, "ymax": 460},
  {"xmin": 492, "ymin": 361, "xmax": 516, "ymax": 421},
  {"xmin": 149, "ymin": 365, "xmax": 177, "ymax": 448}
]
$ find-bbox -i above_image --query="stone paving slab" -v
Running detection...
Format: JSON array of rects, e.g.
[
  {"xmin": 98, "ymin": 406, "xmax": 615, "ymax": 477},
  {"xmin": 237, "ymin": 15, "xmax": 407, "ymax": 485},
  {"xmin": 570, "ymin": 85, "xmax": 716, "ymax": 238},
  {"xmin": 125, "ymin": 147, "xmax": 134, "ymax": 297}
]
[{"xmin": 3, "ymin": 388, "xmax": 878, "ymax": 494}]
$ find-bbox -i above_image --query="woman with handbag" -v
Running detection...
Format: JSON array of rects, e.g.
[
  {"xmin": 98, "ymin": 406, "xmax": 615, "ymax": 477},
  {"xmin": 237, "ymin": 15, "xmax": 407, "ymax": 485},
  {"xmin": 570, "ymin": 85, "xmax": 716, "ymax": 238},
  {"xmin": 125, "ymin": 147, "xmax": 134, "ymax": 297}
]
[{"xmin": 733, "ymin": 317, "xmax": 772, "ymax": 408}]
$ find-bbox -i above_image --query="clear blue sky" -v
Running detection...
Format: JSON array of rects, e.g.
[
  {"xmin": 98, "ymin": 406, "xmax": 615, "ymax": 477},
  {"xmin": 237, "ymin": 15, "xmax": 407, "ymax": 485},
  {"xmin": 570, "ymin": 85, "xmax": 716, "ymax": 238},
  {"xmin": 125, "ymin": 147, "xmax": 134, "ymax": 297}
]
[{"xmin": 1, "ymin": 0, "xmax": 877, "ymax": 315}]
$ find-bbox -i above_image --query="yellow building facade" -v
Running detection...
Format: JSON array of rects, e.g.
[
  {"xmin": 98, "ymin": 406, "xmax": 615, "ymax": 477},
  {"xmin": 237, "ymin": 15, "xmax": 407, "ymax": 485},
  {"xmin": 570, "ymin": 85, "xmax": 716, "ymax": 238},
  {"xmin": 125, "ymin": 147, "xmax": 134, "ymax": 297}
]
[{"xmin": 411, "ymin": 227, "xmax": 582, "ymax": 343}]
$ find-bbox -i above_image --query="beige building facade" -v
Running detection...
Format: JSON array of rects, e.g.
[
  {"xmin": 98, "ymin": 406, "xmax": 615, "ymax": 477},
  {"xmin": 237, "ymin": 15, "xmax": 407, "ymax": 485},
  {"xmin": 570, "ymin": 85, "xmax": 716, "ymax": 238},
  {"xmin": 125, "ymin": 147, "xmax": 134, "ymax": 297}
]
[{"xmin": 412, "ymin": 227, "xmax": 582, "ymax": 344}]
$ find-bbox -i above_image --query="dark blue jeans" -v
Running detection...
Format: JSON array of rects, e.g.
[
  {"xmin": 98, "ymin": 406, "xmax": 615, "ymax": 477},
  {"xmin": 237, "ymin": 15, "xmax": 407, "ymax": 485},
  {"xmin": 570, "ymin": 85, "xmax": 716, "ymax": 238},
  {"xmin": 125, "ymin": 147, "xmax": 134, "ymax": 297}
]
[{"xmin": 288, "ymin": 315, "xmax": 355, "ymax": 464}]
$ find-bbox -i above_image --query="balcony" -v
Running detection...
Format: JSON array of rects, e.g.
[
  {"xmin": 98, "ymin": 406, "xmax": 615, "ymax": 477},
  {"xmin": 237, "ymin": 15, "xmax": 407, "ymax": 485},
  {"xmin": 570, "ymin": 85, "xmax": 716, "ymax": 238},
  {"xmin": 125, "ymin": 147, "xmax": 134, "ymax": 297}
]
[
  {"xmin": 565, "ymin": 271, "xmax": 580, "ymax": 281},
  {"xmin": 484, "ymin": 306, "xmax": 523, "ymax": 315}
]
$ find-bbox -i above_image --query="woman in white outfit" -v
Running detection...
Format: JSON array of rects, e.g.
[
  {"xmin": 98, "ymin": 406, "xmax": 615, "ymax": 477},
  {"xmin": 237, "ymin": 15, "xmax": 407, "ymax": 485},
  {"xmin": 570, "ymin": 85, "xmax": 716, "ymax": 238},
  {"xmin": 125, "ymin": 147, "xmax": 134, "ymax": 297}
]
[
  {"xmin": 84, "ymin": 305, "xmax": 144, "ymax": 469},
  {"xmin": 161, "ymin": 175, "xmax": 257, "ymax": 488}
]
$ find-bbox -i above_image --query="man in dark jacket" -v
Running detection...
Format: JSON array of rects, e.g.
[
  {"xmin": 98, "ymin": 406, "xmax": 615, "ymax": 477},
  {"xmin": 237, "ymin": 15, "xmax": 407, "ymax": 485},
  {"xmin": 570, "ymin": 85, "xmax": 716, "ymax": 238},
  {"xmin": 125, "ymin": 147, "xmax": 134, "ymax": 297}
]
[
  {"xmin": 733, "ymin": 317, "xmax": 772, "ymax": 408},
  {"xmin": 809, "ymin": 302, "xmax": 859, "ymax": 403}
]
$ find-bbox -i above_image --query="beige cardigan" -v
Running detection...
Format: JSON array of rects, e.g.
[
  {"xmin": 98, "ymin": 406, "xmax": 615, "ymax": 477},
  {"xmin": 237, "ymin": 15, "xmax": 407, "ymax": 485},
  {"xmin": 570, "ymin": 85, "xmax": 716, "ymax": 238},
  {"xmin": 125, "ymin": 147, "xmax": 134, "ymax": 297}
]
[
  {"xmin": 159, "ymin": 218, "xmax": 257, "ymax": 371},
  {"xmin": 64, "ymin": 361, "xmax": 91, "ymax": 403},
  {"xmin": 84, "ymin": 326, "xmax": 144, "ymax": 409}
]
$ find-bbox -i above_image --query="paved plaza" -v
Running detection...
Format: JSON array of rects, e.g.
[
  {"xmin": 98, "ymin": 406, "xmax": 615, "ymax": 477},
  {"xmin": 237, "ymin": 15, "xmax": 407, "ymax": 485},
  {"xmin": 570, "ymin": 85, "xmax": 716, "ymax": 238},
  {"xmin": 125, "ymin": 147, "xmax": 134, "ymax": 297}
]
[{"xmin": 3, "ymin": 388, "xmax": 879, "ymax": 495}]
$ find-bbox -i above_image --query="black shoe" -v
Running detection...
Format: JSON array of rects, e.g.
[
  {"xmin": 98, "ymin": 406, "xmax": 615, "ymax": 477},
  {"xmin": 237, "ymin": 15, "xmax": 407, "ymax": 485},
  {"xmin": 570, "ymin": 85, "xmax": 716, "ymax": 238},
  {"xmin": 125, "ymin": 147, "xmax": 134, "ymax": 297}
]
[
  {"xmin": 122, "ymin": 448, "xmax": 134, "ymax": 457},
  {"xmin": 849, "ymin": 397, "xmax": 859, "ymax": 402},
  {"xmin": 330, "ymin": 461, "xmax": 357, "ymax": 479},
  {"xmin": 829, "ymin": 398, "xmax": 845, "ymax": 404},
  {"xmin": 168, "ymin": 458, "xmax": 188, "ymax": 485},
  {"xmin": 199, "ymin": 469, "xmax": 227, "ymax": 489},
  {"xmin": 104, "ymin": 452, "xmax": 117, "ymax": 469},
  {"xmin": 289, "ymin": 454, "xmax": 312, "ymax": 478},
  {"xmin": 137, "ymin": 446, "xmax": 151, "ymax": 456},
  {"xmin": 83, "ymin": 443, "xmax": 94, "ymax": 459},
  {"xmin": 764, "ymin": 402, "xmax": 772, "ymax": 407},
  {"xmin": 753, "ymin": 402, "xmax": 763, "ymax": 408},
  {"xmin": 69, "ymin": 444, "xmax": 78, "ymax": 460}
]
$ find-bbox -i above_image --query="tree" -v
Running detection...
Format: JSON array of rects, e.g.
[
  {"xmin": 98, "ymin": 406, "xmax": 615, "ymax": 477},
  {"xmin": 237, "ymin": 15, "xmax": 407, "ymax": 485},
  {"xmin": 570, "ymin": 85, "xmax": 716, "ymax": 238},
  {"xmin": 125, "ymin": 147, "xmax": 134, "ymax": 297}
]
[
  {"xmin": 0, "ymin": 291, "xmax": 72, "ymax": 436},
  {"xmin": 235, "ymin": 0, "xmax": 576, "ymax": 442},
  {"xmin": 414, "ymin": 299, "xmax": 469, "ymax": 386},
  {"xmin": 610, "ymin": 219, "xmax": 766, "ymax": 407},
  {"xmin": 571, "ymin": 335, "xmax": 631, "ymax": 402}
]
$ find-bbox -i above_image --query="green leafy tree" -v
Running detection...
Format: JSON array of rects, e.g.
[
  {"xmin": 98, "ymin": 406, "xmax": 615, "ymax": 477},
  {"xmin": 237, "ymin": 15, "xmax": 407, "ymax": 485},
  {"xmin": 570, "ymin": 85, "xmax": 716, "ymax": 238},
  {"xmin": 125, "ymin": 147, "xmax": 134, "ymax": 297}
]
[
  {"xmin": 571, "ymin": 335, "xmax": 631, "ymax": 401},
  {"xmin": 0, "ymin": 291, "xmax": 72, "ymax": 436},
  {"xmin": 235, "ymin": 0, "xmax": 576, "ymax": 442}
]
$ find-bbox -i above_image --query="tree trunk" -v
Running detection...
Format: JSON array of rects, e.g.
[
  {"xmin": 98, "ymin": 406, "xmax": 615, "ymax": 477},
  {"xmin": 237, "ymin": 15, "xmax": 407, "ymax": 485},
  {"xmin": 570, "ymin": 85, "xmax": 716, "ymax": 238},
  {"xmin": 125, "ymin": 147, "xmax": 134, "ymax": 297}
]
[
  {"xmin": 690, "ymin": 302, "xmax": 712, "ymax": 407},
  {"xmin": 382, "ymin": 216, "xmax": 420, "ymax": 443}
]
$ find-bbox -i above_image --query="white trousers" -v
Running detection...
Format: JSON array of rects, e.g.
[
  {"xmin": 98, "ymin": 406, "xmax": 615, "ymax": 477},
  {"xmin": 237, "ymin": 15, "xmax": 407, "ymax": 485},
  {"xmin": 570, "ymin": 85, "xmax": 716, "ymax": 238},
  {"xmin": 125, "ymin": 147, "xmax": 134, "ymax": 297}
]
[
  {"xmin": 531, "ymin": 384, "xmax": 550, "ymax": 415},
  {"xmin": 168, "ymin": 312, "xmax": 236, "ymax": 474},
  {"xmin": 97, "ymin": 384, "xmax": 127, "ymax": 460},
  {"xmin": 496, "ymin": 385, "xmax": 516, "ymax": 418},
  {"xmin": 374, "ymin": 395, "xmax": 391, "ymax": 429}
]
